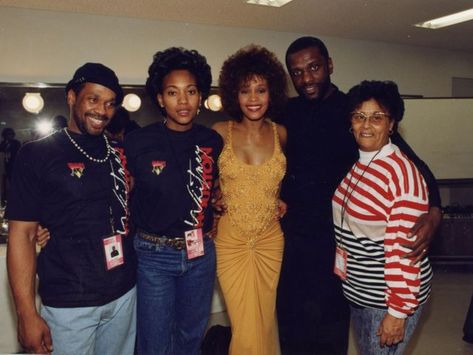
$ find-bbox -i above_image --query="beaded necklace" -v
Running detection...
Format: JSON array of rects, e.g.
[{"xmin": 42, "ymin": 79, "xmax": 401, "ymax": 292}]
[{"xmin": 64, "ymin": 128, "xmax": 111, "ymax": 163}]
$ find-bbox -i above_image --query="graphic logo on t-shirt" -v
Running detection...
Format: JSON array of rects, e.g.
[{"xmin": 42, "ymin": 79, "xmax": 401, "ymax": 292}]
[
  {"xmin": 151, "ymin": 160, "xmax": 166, "ymax": 176},
  {"xmin": 184, "ymin": 146, "xmax": 213, "ymax": 229},
  {"xmin": 110, "ymin": 147, "xmax": 130, "ymax": 235},
  {"xmin": 67, "ymin": 162, "xmax": 85, "ymax": 178}
]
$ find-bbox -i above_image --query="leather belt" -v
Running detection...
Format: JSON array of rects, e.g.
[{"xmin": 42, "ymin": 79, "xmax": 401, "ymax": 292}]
[{"xmin": 136, "ymin": 229, "xmax": 187, "ymax": 250}]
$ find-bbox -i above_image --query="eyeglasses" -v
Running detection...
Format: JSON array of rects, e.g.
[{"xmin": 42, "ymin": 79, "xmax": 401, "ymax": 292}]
[{"xmin": 351, "ymin": 111, "xmax": 391, "ymax": 124}]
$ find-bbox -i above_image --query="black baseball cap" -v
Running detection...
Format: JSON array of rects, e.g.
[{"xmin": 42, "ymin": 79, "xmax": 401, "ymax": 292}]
[{"xmin": 65, "ymin": 63, "xmax": 124, "ymax": 104}]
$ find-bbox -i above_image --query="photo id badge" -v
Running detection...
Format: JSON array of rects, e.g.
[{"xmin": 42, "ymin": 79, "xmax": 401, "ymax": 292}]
[
  {"xmin": 103, "ymin": 234, "xmax": 124, "ymax": 270},
  {"xmin": 334, "ymin": 245, "xmax": 347, "ymax": 280},
  {"xmin": 185, "ymin": 228, "xmax": 204, "ymax": 260}
]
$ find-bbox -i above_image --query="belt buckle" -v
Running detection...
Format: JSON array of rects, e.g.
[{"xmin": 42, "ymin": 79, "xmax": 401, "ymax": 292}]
[{"xmin": 173, "ymin": 239, "xmax": 186, "ymax": 250}]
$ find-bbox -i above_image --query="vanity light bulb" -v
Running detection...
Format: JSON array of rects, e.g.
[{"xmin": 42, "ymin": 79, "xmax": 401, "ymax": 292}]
[
  {"xmin": 36, "ymin": 120, "xmax": 53, "ymax": 135},
  {"xmin": 122, "ymin": 93, "xmax": 142, "ymax": 112},
  {"xmin": 22, "ymin": 93, "xmax": 44, "ymax": 114},
  {"xmin": 207, "ymin": 94, "xmax": 222, "ymax": 112}
]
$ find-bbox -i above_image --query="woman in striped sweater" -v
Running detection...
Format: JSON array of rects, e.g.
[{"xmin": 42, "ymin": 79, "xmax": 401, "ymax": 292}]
[{"xmin": 332, "ymin": 80, "xmax": 432, "ymax": 354}]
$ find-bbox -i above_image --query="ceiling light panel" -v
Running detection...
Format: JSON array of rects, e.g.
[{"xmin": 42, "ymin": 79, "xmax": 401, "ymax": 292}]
[
  {"xmin": 246, "ymin": 0, "xmax": 293, "ymax": 8},
  {"xmin": 415, "ymin": 8, "xmax": 473, "ymax": 29}
]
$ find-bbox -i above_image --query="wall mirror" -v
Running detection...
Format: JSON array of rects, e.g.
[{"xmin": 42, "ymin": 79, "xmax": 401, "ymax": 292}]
[{"xmin": 0, "ymin": 82, "xmax": 229, "ymax": 207}]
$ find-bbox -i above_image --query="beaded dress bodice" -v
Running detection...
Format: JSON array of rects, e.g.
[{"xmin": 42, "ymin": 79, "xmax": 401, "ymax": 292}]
[{"xmin": 218, "ymin": 121, "xmax": 286, "ymax": 240}]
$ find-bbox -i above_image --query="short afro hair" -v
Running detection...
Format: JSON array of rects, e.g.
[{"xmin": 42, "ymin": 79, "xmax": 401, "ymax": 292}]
[
  {"xmin": 347, "ymin": 80, "xmax": 405, "ymax": 131},
  {"xmin": 146, "ymin": 47, "xmax": 212, "ymax": 114},
  {"xmin": 285, "ymin": 36, "xmax": 330, "ymax": 69},
  {"xmin": 218, "ymin": 44, "xmax": 287, "ymax": 121}
]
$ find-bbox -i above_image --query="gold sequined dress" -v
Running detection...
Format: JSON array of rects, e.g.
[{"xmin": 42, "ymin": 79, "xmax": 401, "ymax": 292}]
[{"xmin": 215, "ymin": 120, "xmax": 286, "ymax": 355}]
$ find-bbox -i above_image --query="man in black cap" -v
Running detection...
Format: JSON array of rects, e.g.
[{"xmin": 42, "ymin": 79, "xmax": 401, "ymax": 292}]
[{"xmin": 7, "ymin": 63, "xmax": 136, "ymax": 354}]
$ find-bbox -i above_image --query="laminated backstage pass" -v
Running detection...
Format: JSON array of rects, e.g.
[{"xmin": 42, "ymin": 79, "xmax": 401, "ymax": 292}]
[
  {"xmin": 333, "ymin": 245, "xmax": 347, "ymax": 280},
  {"xmin": 103, "ymin": 234, "xmax": 124, "ymax": 270},
  {"xmin": 185, "ymin": 228, "xmax": 205, "ymax": 259}
]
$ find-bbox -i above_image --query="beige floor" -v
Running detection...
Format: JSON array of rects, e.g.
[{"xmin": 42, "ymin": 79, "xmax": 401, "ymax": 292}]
[
  {"xmin": 209, "ymin": 265, "xmax": 473, "ymax": 354},
  {"xmin": 400, "ymin": 266, "xmax": 473, "ymax": 355}
]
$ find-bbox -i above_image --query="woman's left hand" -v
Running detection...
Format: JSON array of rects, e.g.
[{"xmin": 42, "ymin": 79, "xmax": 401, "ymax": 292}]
[{"xmin": 377, "ymin": 313, "xmax": 406, "ymax": 347}]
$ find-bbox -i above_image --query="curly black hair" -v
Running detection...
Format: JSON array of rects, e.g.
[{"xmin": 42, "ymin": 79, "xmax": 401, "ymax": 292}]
[
  {"xmin": 145, "ymin": 47, "xmax": 212, "ymax": 114},
  {"xmin": 218, "ymin": 45, "xmax": 287, "ymax": 121},
  {"xmin": 347, "ymin": 80, "xmax": 405, "ymax": 132}
]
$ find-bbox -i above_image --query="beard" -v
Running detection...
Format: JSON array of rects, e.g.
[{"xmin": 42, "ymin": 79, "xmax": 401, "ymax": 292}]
[
  {"xmin": 72, "ymin": 109, "xmax": 108, "ymax": 136},
  {"xmin": 298, "ymin": 77, "xmax": 332, "ymax": 103}
]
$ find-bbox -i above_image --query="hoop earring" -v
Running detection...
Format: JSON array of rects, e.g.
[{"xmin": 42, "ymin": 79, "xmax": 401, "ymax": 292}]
[
  {"xmin": 349, "ymin": 127, "xmax": 353, "ymax": 133},
  {"xmin": 197, "ymin": 108, "xmax": 201, "ymax": 116},
  {"xmin": 389, "ymin": 129, "xmax": 393, "ymax": 136}
]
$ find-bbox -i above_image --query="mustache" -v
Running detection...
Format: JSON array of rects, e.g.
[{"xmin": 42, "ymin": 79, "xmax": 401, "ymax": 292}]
[
  {"xmin": 85, "ymin": 112, "xmax": 108, "ymax": 121},
  {"xmin": 302, "ymin": 82, "xmax": 320, "ymax": 88}
]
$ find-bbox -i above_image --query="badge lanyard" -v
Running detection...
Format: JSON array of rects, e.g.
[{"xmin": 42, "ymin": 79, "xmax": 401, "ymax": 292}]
[
  {"xmin": 334, "ymin": 149, "xmax": 381, "ymax": 280},
  {"xmin": 163, "ymin": 123, "xmax": 196, "ymax": 197},
  {"xmin": 163, "ymin": 123, "xmax": 205, "ymax": 259},
  {"xmin": 103, "ymin": 155, "xmax": 125, "ymax": 270},
  {"xmin": 338, "ymin": 149, "xmax": 381, "ymax": 239}
]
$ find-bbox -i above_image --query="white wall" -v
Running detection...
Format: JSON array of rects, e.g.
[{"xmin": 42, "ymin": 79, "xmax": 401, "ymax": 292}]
[
  {"xmin": 400, "ymin": 98, "xmax": 473, "ymax": 180},
  {"xmin": 0, "ymin": 6, "xmax": 472, "ymax": 96}
]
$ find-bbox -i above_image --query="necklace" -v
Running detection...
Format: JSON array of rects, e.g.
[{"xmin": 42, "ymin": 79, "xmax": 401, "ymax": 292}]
[
  {"xmin": 339, "ymin": 149, "xmax": 381, "ymax": 229},
  {"xmin": 64, "ymin": 128, "xmax": 111, "ymax": 163}
]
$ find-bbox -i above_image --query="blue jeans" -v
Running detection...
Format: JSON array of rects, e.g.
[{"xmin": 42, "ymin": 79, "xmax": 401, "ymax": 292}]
[
  {"xmin": 134, "ymin": 235, "xmax": 216, "ymax": 355},
  {"xmin": 350, "ymin": 304, "xmax": 424, "ymax": 355},
  {"xmin": 40, "ymin": 287, "xmax": 136, "ymax": 355}
]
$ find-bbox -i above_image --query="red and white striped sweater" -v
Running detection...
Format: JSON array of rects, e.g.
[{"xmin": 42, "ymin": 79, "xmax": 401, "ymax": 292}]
[{"xmin": 332, "ymin": 142, "xmax": 432, "ymax": 318}]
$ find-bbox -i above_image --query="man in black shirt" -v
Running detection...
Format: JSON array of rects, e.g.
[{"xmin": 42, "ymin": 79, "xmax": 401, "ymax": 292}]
[
  {"xmin": 7, "ymin": 63, "xmax": 136, "ymax": 355},
  {"xmin": 276, "ymin": 36, "xmax": 442, "ymax": 354}
]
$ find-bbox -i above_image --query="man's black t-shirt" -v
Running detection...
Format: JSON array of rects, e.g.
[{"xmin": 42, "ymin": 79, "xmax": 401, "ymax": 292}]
[
  {"xmin": 6, "ymin": 129, "xmax": 136, "ymax": 307},
  {"xmin": 124, "ymin": 122, "xmax": 223, "ymax": 237}
]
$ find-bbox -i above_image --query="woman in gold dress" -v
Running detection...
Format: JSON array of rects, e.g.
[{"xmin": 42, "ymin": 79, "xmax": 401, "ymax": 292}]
[{"xmin": 212, "ymin": 45, "xmax": 288, "ymax": 355}]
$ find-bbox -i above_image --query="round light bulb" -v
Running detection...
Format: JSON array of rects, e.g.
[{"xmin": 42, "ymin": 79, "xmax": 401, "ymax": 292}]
[
  {"xmin": 36, "ymin": 119, "xmax": 54, "ymax": 136},
  {"xmin": 22, "ymin": 93, "xmax": 44, "ymax": 114},
  {"xmin": 207, "ymin": 94, "xmax": 222, "ymax": 112},
  {"xmin": 122, "ymin": 93, "xmax": 142, "ymax": 112}
]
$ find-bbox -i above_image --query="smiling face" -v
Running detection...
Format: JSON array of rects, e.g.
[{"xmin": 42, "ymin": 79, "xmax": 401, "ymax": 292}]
[
  {"xmin": 351, "ymin": 98, "xmax": 394, "ymax": 152},
  {"xmin": 238, "ymin": 75, "xmax": 270, "ymax": 122},
  {"xmin": 67, "ymin": 83, "xmax": 117, "ymax": 136},
  {"xmin": 287, "ymin": 46, "xmax": 333, "ymax": 101},
  {"xmin": 157, "ymin": 69, "xmax": 201, "ymax": 132}
]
